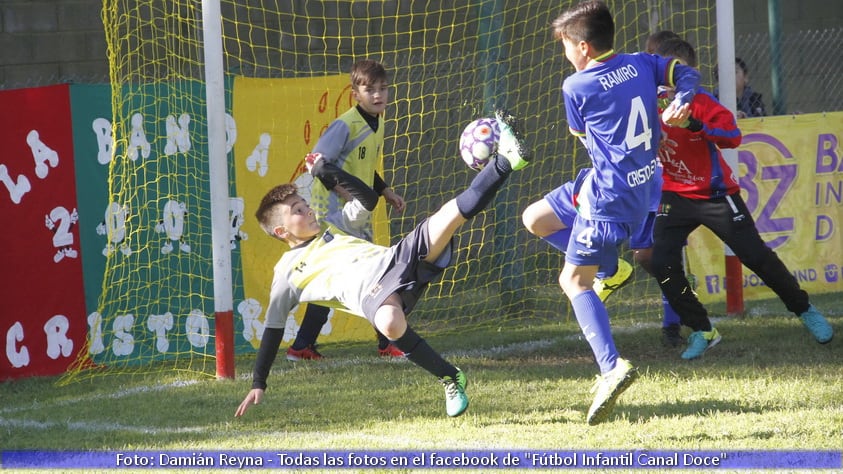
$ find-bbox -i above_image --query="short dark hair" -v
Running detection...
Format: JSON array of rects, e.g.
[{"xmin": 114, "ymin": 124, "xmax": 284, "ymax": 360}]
[
  {"xmin": 255, "ymin": 183, "xmax": 298, "ymax": 235},
  {"xmin": 350, "ymin": 59, "xmax": 388, "ymax": 89},
  {"xmin": 735, "ymin": 57, "xmax": 749, "ymax": 74},
  {"xmin": 645, "ymin": 30, "xmax": 680, "ymax": 54},
  {"xmin": 656, "ymin": 38, "xmax": 697, "ymax": 68},
  {"xmin": 552, "ymin": 0, "xmax": 614, "ymax": 53}
]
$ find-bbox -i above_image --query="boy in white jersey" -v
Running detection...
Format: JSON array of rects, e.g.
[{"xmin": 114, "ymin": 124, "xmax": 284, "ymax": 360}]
[
  {"xmin": 288, "ymin": 59, "xmax": 407, "ymax": 361},
  {"xmin": 520, "ymin": 0, "xmax": 699, "ymax": 425},
  {"xmin": 235, "ymin": 110, "xmax": 530, "ymax": 419}
]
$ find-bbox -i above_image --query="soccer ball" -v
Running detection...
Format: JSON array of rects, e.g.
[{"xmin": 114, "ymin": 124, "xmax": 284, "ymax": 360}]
[{"xmin": 459, "ymin": 117, "xmax": 499, "ymax": 170}]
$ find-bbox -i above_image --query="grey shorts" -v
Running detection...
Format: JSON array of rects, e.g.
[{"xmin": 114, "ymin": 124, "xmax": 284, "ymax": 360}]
[{"xmin": 361, "ymin": 218, "xmax": 453, "ymax": 323}]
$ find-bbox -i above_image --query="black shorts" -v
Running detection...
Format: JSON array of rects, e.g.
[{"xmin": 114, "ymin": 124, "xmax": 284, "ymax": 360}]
[{"xmin": 361, "ymin": 218, "xmax": 454, "ymax": 323}]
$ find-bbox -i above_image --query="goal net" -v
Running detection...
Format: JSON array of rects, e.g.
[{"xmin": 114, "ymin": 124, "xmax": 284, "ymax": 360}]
[{"xmin": 61, "ymin": 0, "xmax": 715, "ymax": 382}]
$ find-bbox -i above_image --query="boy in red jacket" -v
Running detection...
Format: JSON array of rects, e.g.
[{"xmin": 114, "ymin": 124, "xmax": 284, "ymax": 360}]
[{"xmin": 648, "ymin": 38, "xmax": 833, "ymax": 359}]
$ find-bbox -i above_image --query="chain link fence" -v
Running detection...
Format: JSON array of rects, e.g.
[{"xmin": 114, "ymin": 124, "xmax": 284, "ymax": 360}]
[
  {"xmin": 5, "ymin": 29, "xmax": 842, "ymax": 118},
  {"xmin": 736, "ymin": 27, "xmax": 843, "ymax": 115}
]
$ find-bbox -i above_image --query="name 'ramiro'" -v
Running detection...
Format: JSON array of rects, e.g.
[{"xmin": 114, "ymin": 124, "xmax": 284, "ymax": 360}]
[{"xmin": 597, "ymin": 65, "xmax": 639, "ymax": 91}]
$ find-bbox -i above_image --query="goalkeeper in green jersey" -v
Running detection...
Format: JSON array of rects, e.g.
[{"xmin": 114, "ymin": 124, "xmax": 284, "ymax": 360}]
[
  {"xmin": 235, "ymin": 110, "xmax": 530, "ymax": 418},
  {"xmin": 287, "ymin": 59, "xmax": 406, "ymax": 361}
]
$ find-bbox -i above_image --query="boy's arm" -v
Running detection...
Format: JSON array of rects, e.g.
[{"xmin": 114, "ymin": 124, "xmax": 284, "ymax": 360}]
[
  {"xmin": 687, "ymin": 93, "xmax": 742, "ymax": 149},
  {"xmin": 667, "ymin": 61, "xmax": 701, "ymax": 106},
  {"xmin": 250, "ymin": 327, "xmax": 284, "ymax": 390},
  {"xmin": 374, "ymin": 171, "xmax": 406, "ymax": 212},
  {"xmin": 234, "ymin": 326, "xmax": 283, "ymax": 417},
  {"xmin": 309, "ymin": 155, "xmax": 379, "ymax": 211}
]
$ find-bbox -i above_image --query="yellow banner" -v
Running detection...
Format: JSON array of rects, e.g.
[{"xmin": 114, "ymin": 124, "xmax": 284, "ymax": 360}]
[
  {"xmin": 687, "ymin": 112, "xmax": 843, "ymax": 304},
  {"xmin": 233, "ymin": 75, "xmax": 389, "ymax": 347}
]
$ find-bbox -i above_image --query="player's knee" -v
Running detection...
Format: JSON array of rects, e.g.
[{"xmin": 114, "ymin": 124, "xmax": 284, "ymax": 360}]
[{"xmin": 522, "ymin": 203, "xmax": 552, "ymax": 236}]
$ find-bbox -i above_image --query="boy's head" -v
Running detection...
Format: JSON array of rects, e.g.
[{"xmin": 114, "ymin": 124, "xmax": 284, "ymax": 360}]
[
  {"xmin": 734, "ymin": 57, "xmax": 750, "ymax": 92},
  {"xmin": 255, "ymin": 184, "xmax": 320, "ymax": 244},
  {"xmin": 350, "ymin": 59, "xmax": 389, "ymax": 116},
  {"xmin": 645, "ymin": 30, "xmax": 680, "ymax": 54},
  {"xmin": 350, "ymin": 59, "xmax": 387, "ymax": 89},
  {"xmin": 552, "ymin": 0, "xmax": 614, "ymax": 70},
  {"xmin": 655, "ymin": 38, "xmax": 697, "ymax": 67}
]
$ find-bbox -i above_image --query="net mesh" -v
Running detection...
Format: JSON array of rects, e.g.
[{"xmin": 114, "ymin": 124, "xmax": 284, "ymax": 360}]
[{"xmin": 61, "ymin": 0, "xmax": 715, "ymax": 382}]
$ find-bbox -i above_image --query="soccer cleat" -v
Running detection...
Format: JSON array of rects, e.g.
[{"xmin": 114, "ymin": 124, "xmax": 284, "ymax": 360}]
[
  {"xmin": 494, "ymin": 109, "xmax": 531, "ymax": 170},
  {"xmin": 661, "ymin": 324, "xmax": 683, "ymax": 348},
  {"xmin": 799, "ymin": 305, "xmax": 833, "ymax": 344},
  {"xmin": 681, "ymin": 327, "xmax": 721, "ymax": 360},
  {"xmin": 593, "ymin": 259, "xmax": 634, "ymax": 303},
  {"xmin": 285, "ymin": 344, "xmax": 324, "ymax": 361},
  {"xmin": 378, "ymin": 343, "xmax": 406, "ymax": 358},
  {"xmin": 586, "ymin": 358, "xmax": 639, "ymax": 425},
  {"xmin": 304, "ymin": 152, "xmax": 323, "ymax": 174},
  {"xmin": 440, "ymin": 369, "xmax": 469, "ymax": 417}
]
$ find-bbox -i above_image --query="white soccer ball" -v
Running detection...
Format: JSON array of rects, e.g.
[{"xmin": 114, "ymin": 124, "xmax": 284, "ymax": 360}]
[{"xmin": 459, "ymin": 117, "xmax": 499, "ymax": 171}]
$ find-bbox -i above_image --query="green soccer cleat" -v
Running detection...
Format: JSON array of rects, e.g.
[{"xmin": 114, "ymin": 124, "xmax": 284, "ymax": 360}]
[
  {"xmin": 681, "ymin": 327, "xmax": 721, "ymax": 360},
  {"xmin": 440, "ymin": 369, "xmax": 469, "ymax": 417},
  {"xmin": 586, "ymin": 358, "xmax": 639, "ymax": 425},
  {"xmin": 799, "ymin": 305, "xmax": 833, "ymax": 344},
  {"xmin": 494, "ymin": 109, "xmax": 531, "ymax": 170},
  {"xmin": 593, "ymin": 259, "xmax": 634, "ymax": 303}
]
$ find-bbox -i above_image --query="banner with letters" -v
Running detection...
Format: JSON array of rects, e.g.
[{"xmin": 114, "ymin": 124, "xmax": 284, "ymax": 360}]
[
  {"xmin": 0, "ymin": 85, "xmax": 88, "ymax": 379},
  {"xmin": 687, "ymin": 112, "xmax": 843, "ymax": 304},
  {"xmin": 4, "ymin": 84, "xmax": 838, "ymax": 380}
]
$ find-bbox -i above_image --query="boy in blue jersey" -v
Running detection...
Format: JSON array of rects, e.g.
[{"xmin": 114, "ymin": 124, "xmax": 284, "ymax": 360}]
[
  {"xmin": 287, "ymin": 59, "xmax": 408, "ymax": 362},
  {"xmin": 520, "ymin": 0, "xmax": 699, "ymax": 425},
  {"xmin": 235, "ymin": 110, "xmax": 530, "ymax": 419}
]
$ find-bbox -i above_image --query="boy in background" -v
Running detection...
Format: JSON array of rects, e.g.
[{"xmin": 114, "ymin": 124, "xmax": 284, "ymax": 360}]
[
  {"xmin": 287, "ymin": 59, "xmax": 407, "ymax": 361},
  {"xmin": 647, "ymin": 38, "xmax": 832, "ymax": 359},
  {"xmin": 520, "ymin": 1, "xmax": 700, "ymax": 424}
]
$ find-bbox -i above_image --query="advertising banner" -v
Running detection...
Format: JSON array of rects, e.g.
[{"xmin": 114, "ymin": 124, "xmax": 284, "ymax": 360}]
[{"xmin": 688, "ymin": 112, "xmax": 843, "ymax": 304}]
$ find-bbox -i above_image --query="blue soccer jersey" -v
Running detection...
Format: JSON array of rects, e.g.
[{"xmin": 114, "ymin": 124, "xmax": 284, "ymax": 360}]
[{"xmin": 563, "ymin": 51, "xmax": 699, "ymax": 223}]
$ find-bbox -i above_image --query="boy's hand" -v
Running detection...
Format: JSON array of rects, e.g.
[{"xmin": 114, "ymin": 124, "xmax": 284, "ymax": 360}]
[
  {"xmin": 235, "ymin": 388, "xmax": 264, "ymax": 417},
  {"xmin": 383, "ymin": 189, "xmax": 406, "ymax": 213},
  {"xmin": 661, "ymin": 100, "xmax": 692, "ymax": 127}
]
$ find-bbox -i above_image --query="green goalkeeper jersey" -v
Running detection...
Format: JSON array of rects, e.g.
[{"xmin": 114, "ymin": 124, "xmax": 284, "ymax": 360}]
[{"xmin": 310, "ymin": 106, "xmax": 384, "ymax": 240}]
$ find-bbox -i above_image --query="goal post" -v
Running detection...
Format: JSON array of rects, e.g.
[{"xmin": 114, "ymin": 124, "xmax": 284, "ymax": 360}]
[
  {"xmin": 202, "ymin": 0, "xmax": 235, "ymax": 379},
  {"xmin": 60, "ymin": 0, "xmax": 719, "ymax": 384},
  {"xmin": 716, "ymin": 0, "xmax": 745, "ymax": 316}
]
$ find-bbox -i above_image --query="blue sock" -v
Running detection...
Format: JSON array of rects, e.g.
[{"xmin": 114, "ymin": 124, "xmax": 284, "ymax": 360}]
[
  {"xmin": 661, "ymin": 294, "xmax": 681, "ymax": 326},
  {"xmin": 571, "ymin": 290, "xmax": 618, "ymax": 374},
  {"xmin": 542, "ymin": 228, "xmax": 572, "ymax": 253}
]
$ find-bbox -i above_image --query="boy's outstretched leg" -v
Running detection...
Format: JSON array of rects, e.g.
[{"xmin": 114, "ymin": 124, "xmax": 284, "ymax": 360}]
[
  {"xmin": 425, "ymin": 109, "xmax": 531, "ymax": 259},
  {"xmin": 495, "ymin": 108, "xmax": 531, "ymax": 170}
]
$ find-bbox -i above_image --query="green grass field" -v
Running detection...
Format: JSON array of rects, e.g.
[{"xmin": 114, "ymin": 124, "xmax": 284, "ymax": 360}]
[{"xmin": 2, "ymin": 294, "xmax": 841, "ymax": 472}]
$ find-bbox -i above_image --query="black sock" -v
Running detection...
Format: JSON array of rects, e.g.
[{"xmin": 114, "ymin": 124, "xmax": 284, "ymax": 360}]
[
  {"xmin": 455, "ymin": 156, "xmax": 511, "ymax": 219},
  {"xmin": 291, "ymin": 304, "xmax": 330, "ymax": 350},
  {"xmin": 393, "ymin": 326, "xmax": 456, "ymax": 379},
  {"xmin": 375, "ymin": 330, "xmax": 390, "ymax": 350}
]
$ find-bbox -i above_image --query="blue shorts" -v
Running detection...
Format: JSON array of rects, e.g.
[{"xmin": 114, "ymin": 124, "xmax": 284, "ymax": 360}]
[
  {"xmin": 544, "ymin": 182, "xmax": 634, "ymax": 278},
  {"xmin": 629, "ymin": 211, "xmax": 656, "ymax": 249}
]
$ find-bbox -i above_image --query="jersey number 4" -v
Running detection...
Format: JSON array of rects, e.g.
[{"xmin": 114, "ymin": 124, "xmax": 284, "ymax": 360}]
[{"xmin": 625, "ymin": 96, "xmax": 653, "ymax": 151}]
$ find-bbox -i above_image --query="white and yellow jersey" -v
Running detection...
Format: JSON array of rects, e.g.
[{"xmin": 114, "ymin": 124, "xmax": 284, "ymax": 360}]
[
  {"xmin": 263, "ymin": 224, "xmax": 393, "ymax": 329},
  {"xmin": 309, "ymin": 106, "xmax": 384, "ymax": 239}
]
